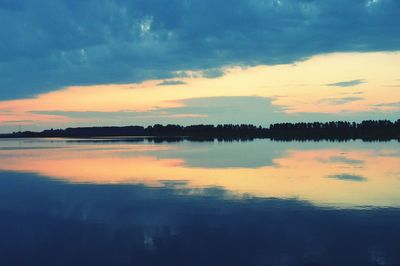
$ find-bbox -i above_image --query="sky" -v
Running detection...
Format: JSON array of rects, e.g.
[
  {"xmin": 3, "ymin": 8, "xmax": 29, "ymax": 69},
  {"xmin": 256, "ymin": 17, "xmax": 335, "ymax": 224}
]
[{"xmin": 0, "ymin": 0, "xmax": 399, "ymax": 132}]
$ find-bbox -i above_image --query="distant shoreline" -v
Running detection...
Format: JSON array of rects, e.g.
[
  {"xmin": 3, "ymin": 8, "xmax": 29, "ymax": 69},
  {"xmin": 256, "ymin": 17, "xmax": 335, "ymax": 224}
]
[{"xmin": 1, "ymin": 120, "xmax": 399, "ymax": 141}]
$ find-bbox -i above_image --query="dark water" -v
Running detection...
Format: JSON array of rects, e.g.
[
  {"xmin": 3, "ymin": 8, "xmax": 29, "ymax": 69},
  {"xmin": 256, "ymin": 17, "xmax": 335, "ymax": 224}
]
[{"xmin": 0, "ymin": 138, "xmax": 399, "ymax": 265}]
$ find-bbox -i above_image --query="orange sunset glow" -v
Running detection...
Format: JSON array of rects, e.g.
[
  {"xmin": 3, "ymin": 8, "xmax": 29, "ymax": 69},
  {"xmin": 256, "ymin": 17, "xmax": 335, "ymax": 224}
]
[
  {"xmin": 0, "ymin": 52, "xmax": 399, "ymax": 130},
  {"xmin": 1, "ymin": 1, "xmax": 400, "ymax": 263},
  {"xmin": 1, "ymin": 140, "xmax": 398, "ymax": 208}
]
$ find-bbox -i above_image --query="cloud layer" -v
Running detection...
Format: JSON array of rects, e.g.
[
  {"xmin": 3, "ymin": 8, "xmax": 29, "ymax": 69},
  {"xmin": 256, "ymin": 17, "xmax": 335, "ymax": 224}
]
[
  {"xmin": 0, "ymin": 51, "xmax": 399, "ymax": 131},
  {"xmin": 1, "ymin": 0, "xmax": 400, "ymax": 99},
  {"xmin": 326, "ymin": 79, "xmax": 366, "ymax": 87}
]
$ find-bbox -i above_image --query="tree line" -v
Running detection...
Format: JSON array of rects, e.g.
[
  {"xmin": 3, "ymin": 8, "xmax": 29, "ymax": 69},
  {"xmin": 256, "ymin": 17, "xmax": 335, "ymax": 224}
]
[{"xmin": 1, "ymin": 119, "xmax": 399, "ymax": 141}]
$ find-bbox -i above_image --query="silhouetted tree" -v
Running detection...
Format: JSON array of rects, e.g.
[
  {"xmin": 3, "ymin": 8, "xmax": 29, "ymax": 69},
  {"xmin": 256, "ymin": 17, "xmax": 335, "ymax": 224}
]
[{"xmin": 1, "ymin": 120, "xmax": 399, "ymax": 141}]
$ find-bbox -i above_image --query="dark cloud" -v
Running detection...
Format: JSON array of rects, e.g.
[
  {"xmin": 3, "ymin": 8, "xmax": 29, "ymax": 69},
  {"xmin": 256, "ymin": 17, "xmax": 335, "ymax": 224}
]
[
  {"xmin": 326, "ymin": 79, "xmax": 366, "ymax": 87},
  {"xmin": 0, "ymin": 0, "xmax": 399, "ymax": 99},
  {"xmin": 199, "ymin": 68, "xmax": 226, "ymax": 79},
  {"xmin": 327, "ymin": 174, "xmax": 367, "ymax": 182}
]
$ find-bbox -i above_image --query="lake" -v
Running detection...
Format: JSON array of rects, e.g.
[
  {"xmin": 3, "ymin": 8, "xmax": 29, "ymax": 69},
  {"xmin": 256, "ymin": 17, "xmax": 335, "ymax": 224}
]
[{"xmin": 0, "ymin": 138, "xmax": 399, "ymax": 265}]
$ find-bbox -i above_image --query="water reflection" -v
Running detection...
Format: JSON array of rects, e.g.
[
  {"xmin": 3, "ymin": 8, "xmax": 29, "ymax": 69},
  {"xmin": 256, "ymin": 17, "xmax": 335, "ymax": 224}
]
[
  {"xmin": 0, "ymin": 139, "xmax": 400, "ymax": 265},
  {"xmin": 0, "ymin": 171, "xmax": 400, "ymax": 265},
  {"xmin": 0, "ymin": 138, "xmax": 399, "ymax": 207}
]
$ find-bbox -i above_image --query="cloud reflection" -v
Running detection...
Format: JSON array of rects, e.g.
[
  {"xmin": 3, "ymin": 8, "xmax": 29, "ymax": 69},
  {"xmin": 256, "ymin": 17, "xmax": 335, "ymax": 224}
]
[
  {"xmin": 0, "ymin": 139, "xmax": 399, "ymax": 208},
  {"xmin": 1, "ymin": 171, "xmax": 400, "ymax": 265}
]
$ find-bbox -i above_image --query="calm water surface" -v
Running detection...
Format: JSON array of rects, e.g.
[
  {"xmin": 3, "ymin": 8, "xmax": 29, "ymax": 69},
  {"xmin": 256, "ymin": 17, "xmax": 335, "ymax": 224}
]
[{"xmin": 0, "ymin": 138, "xmax": 399, "ymax": 265}]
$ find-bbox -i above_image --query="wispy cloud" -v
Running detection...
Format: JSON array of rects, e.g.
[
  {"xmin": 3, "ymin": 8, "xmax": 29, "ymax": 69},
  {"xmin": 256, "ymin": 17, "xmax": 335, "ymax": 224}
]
[
  {"xmin": 340, "ymin": 91, "xmax": 364, "ymax": 95},
  {"xmin": 318, "ymin": 97, "xmax": 364, "ymax": 105},
  {"xmin": 327, "ymin": 174, "xmax": 367, "ymax": 182},
  {"xmin": 157, "ymin": 80, "xmax": 187, "ymax": 86},
  {"xmin": 320, "ymin": 156, "xmax": 363, "ymax": 165},
  {"xmin": 326, "ymin": 79, "xmax": 366, "ymax": 87},
  {"xmin": 373, "ymin": 102, "xmax": 400, "ymax": 107},
  {"xmin": 0, "ymin": 120, "xmax": 34, "ymax": 124},
  {"xmin": 27, "ymin": 96, "xmax": 285, "ymax": 127}
]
